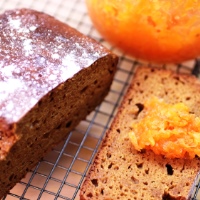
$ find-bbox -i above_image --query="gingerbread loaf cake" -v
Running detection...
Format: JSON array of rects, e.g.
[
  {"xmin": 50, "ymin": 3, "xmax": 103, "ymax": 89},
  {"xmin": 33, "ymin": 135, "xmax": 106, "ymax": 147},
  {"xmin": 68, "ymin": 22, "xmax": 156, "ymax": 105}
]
[
  {"xmin": 0, "ymin": 8, "xmax": 118, "ymax": 198},
  {"xmin": 80, "ymin": 66, "xmax": 200, "ymax": 200}
]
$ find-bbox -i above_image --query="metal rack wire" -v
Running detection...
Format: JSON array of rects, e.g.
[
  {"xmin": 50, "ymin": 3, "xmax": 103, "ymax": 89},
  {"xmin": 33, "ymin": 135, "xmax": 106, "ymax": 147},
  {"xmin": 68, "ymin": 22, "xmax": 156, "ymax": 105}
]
[{"xmin": 1, "ymin": 0, "xmax": 200, "ymax": 199}]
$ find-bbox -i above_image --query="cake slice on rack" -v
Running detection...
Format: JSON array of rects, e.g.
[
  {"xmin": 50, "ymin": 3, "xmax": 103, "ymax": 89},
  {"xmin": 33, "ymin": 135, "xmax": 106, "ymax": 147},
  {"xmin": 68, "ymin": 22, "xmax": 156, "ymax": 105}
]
[{"xmin": 80, "ymin": 66, "xmax": 200, "ymax": 200}]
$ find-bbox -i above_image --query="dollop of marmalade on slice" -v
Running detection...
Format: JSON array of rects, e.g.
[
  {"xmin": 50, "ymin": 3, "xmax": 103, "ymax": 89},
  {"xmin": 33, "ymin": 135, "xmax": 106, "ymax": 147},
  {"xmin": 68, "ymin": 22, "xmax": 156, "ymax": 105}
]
[{"xmin": 129, "ymin": 96, "xmax": 200, "ymax": 159}]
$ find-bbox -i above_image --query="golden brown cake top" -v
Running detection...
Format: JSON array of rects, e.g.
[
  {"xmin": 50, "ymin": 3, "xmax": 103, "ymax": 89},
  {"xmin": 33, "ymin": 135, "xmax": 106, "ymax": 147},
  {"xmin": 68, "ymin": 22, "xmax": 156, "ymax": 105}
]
[{"xmin": 0, "ymin": 8, "xmax": 109, "ymax": 123}]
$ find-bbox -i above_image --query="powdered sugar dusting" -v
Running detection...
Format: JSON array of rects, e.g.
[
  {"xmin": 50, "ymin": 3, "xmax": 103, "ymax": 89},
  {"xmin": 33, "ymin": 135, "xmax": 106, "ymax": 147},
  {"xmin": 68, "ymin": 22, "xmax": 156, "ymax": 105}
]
[
  {"xmin": 52, "ymin": 53, "xmax": 60, "ymax": 59},
  {"xmin": 8, "ymin": 17, "xmax": 21, "ymax": 29},
  {"xmin": 23, "ymin": 39, "xmax": 32, "ymax": 51},
  {"xmin": 0, "ymin": 9, "xmax": 108, "ymax": 123},
  {"xmin": 29, "ymin": 25, "xmax": 36, "ymax": 31}
]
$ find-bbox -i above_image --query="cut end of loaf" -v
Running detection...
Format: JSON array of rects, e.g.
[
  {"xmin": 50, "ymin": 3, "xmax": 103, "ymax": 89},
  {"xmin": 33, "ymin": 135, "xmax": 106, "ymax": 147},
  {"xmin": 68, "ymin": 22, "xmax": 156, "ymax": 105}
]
[{"xmin": 0, "ymin": 8, "xmax": 118, "ymax": 198}]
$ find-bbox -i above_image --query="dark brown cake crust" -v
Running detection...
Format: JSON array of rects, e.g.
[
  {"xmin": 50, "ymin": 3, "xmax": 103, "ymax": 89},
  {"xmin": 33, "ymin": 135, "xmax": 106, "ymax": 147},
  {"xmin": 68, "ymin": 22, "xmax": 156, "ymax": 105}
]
[{"xmin": 0, "ymin": 8, "xmax": 118, "ymax": 197}]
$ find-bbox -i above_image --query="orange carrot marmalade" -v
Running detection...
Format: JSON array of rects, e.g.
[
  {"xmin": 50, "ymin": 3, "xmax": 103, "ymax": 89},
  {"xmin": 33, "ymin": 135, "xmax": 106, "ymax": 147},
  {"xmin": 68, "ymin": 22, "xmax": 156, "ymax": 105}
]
[{"xmin": 129, "ymin": 96, "xmax": 200, "ymax": 159}]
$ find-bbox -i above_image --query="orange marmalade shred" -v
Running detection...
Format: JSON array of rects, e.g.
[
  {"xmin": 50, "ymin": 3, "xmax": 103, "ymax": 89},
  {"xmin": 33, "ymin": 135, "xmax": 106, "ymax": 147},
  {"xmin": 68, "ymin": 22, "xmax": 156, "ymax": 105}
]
[{"xmin": 129, "ymin": 96, "xmax": 200, "ymax": 159}]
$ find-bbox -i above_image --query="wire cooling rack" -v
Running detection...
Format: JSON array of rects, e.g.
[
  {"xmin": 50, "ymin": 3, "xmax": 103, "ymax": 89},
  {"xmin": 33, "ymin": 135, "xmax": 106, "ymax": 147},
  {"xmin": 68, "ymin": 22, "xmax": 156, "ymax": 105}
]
[{"xmin": 1, "ymin": 0, "xmax": 200, "ymax": 199}]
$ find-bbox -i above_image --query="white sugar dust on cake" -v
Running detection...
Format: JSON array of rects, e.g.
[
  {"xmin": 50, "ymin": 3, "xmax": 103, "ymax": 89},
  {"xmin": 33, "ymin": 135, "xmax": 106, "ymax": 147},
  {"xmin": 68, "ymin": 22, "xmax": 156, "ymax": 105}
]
[
  {"xmin": 0, "ymin": 8, "xmax": 118, "ymax": 198},
  {"xmin": 0, "ymin": 9, "xmax": 108, "ymax": 123}
]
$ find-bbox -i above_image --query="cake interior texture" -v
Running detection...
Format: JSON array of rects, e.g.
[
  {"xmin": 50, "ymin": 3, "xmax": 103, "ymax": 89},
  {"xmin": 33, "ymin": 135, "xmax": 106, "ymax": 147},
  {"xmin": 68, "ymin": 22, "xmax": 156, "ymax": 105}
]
[
  {"xmin": 80, "ymin": 66, "xmax": 200, "ymax": 200},
  {"xmin": 0, "ymin": 8, "xmax": 118, "ymax": 197}
]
